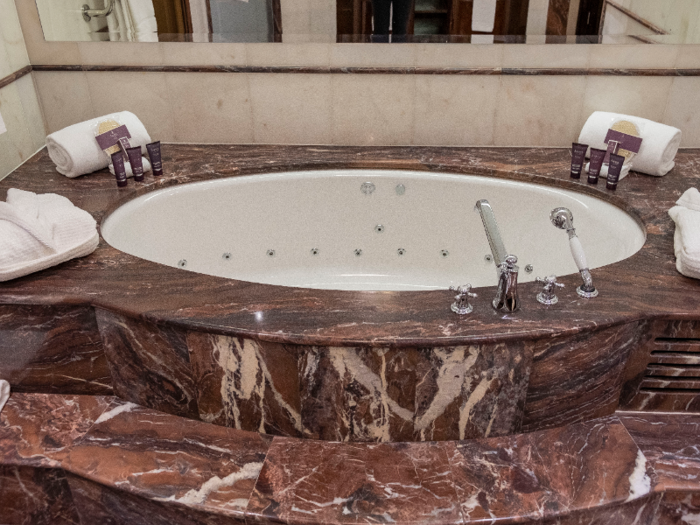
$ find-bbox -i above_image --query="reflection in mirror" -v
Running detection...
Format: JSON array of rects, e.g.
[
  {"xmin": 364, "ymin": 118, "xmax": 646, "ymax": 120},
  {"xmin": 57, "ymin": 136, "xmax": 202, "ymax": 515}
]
[
  {"xmin": 37, "ymin": 0, "xmax": 282, "ymax": 42},
  {"xmin": 36, "ymin": 0, "xmax": 700, "ymax": 44}
]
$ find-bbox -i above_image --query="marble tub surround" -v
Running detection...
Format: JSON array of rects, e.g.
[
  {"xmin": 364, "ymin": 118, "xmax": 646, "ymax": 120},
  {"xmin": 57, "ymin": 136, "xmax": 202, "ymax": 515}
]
[
  {"xmin": 0, "ymin": 304, "xmax": 112, "ymax": 395},
  {"xmin": 2, "ymin": 145, "xmax": 700, "ymax": 443},
  {"xmin": 2, "ymin": 145, "xmax": 700, "ymax": 345},
  {"xmin": 0, "ymin": 392, "xmax": 684, "ymax": 525}
]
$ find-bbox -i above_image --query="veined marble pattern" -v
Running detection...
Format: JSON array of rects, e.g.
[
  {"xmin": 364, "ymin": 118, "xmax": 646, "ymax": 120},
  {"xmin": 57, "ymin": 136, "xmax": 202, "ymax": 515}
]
[
  {"xmin": 619, "ymin": 411, "xmax": 700, "ymax": 492},
  {"xmin": 0, "ymin": 304, "xmax": 112, "ymax": 395},
  {"xmin": 0, "ymin": 393, "xmax": 690, "ymax": 525},
  {"xmin": 67, "ymin": 474, "xmax": 246, "ymax": 525},
  {"xmin": 522, "ymin": 321, "xmax": 653, "ymax": 432},
  {"xmin": 654, "ymin": 492, "xmax": 700, "ymax": 525},
  {"xmin": 187, "ymin": 333, "xmax": 302, "ymax": 437},
  {"xmin": 188, "ymin": 332, "xmax": 532, "ymax": 442},
  {"xmin": 0, "ymin": 393, "xmax": 112, "ymax": 467},
  {"xmin": 63, "ymin": 398, "xmax": 271, "ymax": 520},
  {"xmin": 0, "ymin": 466, "xmax": 80, "ymax": 524},
  {"xmin": 96, "ymin": 308, "xmax": 199, "ymax": 419},
  {"xmin": 248, "ymin": 416, "xmax": 654, "ymax": 525}
]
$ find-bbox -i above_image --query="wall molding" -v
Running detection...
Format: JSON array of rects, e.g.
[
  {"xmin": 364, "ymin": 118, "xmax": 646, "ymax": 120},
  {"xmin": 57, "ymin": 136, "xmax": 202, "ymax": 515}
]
[
  {"xmin": 29, "ymin": 64, "xmax": 700, "ymax": 76},
  {"xmin": 0, "ymin": 65, "xmax": 33, "ymax": 90}
]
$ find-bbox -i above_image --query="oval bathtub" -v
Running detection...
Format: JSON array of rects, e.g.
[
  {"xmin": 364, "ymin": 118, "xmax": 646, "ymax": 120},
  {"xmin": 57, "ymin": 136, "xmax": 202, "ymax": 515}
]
[{"xmin": 101, "ymin": 169, "xmax": 646, "ymax": 291}]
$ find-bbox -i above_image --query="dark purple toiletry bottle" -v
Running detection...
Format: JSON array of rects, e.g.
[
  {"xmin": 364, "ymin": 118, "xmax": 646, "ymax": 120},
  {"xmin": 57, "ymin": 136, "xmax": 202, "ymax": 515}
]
[
  {"xmin": 111, "ymin": 151, "xmax": 128, "ymax": 187},
  {"xmin": 146, "ymin": 141, "xmax": 162, "ymax": 176},
  {"xmin": 606, "ymin": 153, "xmax": 625, "ymax": 191},
  {"xmin": 126, "ymin": 146, "xmax": 145, "ymax": 182},
  {"xmin": 570, "ymin": 143, "xmax": 588, "ymax": 179},
  {"xmin": 587, "ymin": 148, "xmax": 606, "ymax": 185}
]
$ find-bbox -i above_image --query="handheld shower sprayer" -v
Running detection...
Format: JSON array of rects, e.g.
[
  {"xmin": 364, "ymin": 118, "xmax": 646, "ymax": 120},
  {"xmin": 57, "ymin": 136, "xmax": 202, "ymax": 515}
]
[{"xmin": 550, "ymin": 207, "xmax": 598, "ymax": 298}]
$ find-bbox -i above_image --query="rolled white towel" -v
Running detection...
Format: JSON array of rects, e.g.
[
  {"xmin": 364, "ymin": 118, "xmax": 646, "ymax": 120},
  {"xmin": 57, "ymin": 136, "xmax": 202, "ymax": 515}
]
[
  {"xmin": 0, "ymin": 380, "xmax": 9, "ymax": 414},
  {"xmin": 579, "ymin": 111, "xmax": 681, "ymax": 177},
  {"xmin": 472, "ymin": 0, "xmax": 497, "ymax": 32},
  {"xmin": 46, "ymin": 111, "xmax": 151, "ymax": 178},
  {"xmin": 677, "ymin": 187, "xmax": 700, "ymax": 212},
  {"xmin": 0, "ymin": 189, "xmax": 99, "ymax": 282},
  {"xmin": 108, "ymin": 156, "xmax": 152, "ymax": 178}
]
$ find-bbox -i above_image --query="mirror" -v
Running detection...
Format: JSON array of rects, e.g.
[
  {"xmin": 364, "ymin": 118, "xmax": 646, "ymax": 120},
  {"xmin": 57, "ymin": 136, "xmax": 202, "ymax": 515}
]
[{"xmin": 36, "ymin": 0, "xmax": 700, "ymax": 44}]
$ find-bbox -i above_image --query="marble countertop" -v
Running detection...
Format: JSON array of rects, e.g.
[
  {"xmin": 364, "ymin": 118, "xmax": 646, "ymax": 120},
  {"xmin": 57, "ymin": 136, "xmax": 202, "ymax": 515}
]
[{"xmin": 1, "ymin": 145, "xmax": 700, "ymax": 347}]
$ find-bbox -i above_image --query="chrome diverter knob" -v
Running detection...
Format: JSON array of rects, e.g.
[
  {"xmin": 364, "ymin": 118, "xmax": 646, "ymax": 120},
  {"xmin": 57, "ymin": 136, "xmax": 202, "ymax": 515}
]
[{"xmin": 449, "ymin": 284, "xmax": 477, "ymax": 315}]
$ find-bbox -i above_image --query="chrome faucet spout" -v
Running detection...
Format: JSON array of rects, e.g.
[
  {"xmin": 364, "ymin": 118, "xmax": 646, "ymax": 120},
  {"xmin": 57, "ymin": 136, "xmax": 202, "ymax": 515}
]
[
  {"xmin": 476, "ymin": 200, "xmax": 520, "ymax": 312},
  {"xmin": 475, "ymin": 199, "xmax": 507, "ymax": 268}
]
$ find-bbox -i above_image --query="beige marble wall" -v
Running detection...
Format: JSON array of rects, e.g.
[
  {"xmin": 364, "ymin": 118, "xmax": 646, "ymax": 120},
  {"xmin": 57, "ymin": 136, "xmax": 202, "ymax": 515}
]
[
  {"xmin": 13, "ymin": 0, "xmax": 700, "ymax": 149},
  {"xmin": 0, "ymin": 0, "xmax": 45, "ymax": 180}
]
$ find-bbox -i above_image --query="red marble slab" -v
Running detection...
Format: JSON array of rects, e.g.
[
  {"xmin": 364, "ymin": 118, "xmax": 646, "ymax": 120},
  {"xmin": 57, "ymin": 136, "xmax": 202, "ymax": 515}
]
[
  {"xmin": 522, "ymin": 321, "xmax": 653, "ymax": 432},
  {"xmin": 68, "ymin": 473, "xmax": 246, "ymax": 525},
  {"xmin": 0, "ymin": 304, "xmax": 112, "ymax": 395},
  {"xmin": 450, "ymin": 416, "xmax": 652, "ymax": 523},
  {"xmin": 449, "ymin": 431, "xmax": 558, "ymax": 523},
  {"xmin": 246, "ymin": 437, "xmax": 463, "ymax": 525},
  {"xmin": 63, "ymin": 398, "xmax": 272, "ymax": 519},
  {"xmin": 0, "ymin": 466, "xmax": 80, "ymax": 524},
  {"xmin": 187, "ymin": 332, "xmax": 303, "ymax": 437},
  {"xmin": 532, "ymin": 416, "xmax": 654, "ymax": 512},
  {"xmin": 538, "ymin": 494, "xmax": 662, "ymax": 525},
  {"xmin": 96, "ymin": 308, "xmax": 199, "ymax": 419},
  {"xmin": 0, "ymin": 393, "xmax": 112, "ymax": 467},
  {"xmin": 654, "ymin": 492, "xmax": 700, "ymax": 525},
  {"xmin": 618, "ymin": 411, "xmax": 700, "ymax": 492}
]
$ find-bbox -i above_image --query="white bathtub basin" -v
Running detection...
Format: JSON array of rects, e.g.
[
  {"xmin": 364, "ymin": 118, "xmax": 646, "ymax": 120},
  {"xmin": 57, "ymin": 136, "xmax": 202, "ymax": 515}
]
[{"xmin": 101, "ymin": 170, "xmax": 646, "ymax": 291}]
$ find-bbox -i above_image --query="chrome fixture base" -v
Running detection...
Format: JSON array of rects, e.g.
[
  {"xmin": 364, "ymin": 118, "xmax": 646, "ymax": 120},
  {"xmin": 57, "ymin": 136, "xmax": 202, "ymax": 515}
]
[
  {"xmin": 537, "ymin": 293, "xmax": 558, "ymax": 305},
  {"xmin": 536, "ymin": 275, "xmax": 565, "ymax": 305},
  {"xmin": 449, "ymin": 284, "xmax": 477, "ymax": 315},
  {"xmin": 576, "ymin": 285, "xmax": 599, "ymax": 298}
]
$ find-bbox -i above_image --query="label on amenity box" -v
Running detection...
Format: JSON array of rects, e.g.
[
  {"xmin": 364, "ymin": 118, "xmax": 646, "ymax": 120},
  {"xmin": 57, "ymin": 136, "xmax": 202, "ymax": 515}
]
[
  {"xmin": 604, "ymin": 129, "xmax": 643, "ymax": 154},
  {"xmin": 95, "ymin": 124, "xmax": 132, "ymax": 153},
  {"xmin": 0, "ymin": 110, "xmax": 6, "ymax": 135}
]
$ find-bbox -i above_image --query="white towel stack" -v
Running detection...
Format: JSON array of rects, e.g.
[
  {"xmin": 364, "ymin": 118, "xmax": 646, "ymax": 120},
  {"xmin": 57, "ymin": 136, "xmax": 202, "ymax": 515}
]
[
  {"xmin": 669, "ymin": 188, "xmax": 700, "ymax": 279},
  {"xmin": 0, "ymin": 380, "xmax": 9, "ymax": 415},
  {"xmin": 579, "ymin": 112, "xmax": 682, "ymax": 177},
  {"xmin": 0, "ymin": 189, "xmax": 99, "ymax": 282},
  {"xmin": 46, "ymin": 111, "xmax": 151, "ymax": 178}
]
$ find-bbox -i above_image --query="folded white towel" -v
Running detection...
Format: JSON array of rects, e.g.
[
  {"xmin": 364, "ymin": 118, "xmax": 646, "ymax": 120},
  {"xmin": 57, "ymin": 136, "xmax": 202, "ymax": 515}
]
[
  {"xmin": 677, "ymin": 187, "xmax": 700, "ymax": 212},
  {"xmin": 108, "ymin": 156, "xmax": 152, "ymax": 178},
  {"xmin": 46, "ymin": 111, "xmax": 151, "ymax": 178},
  {"xmin": 0, "ymin": 380, "xmax": 9, "ymax": 414},
  {"xmin": 472, "ymin": 0, "xmax": 497, "ymax": 32},
  {"xmin": 579, "ymin": 111, "xmax": 682, "ymax": 177},
  {"xmin": 0, "ymin": 189, "xmax": 99, "ymax": 282},
  {"xmin": 669, "ymin": 205, "xmax": 700, "ymax": 279}
]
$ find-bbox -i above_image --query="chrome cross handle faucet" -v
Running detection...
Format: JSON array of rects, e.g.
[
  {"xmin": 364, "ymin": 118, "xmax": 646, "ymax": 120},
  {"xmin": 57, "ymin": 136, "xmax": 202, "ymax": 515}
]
[
  {"xmin": 535, "ymin": 275, "xmax": 565, "ymax": 305},
  {"xmin": 550, "ymin": 207, "xmax": 599, "ymax": 298},
  {"xmin": 449, "ymin": 284, "xmax": 477, "ymax": 315},
  {"xmin": 476, "ymin": 200, "xmax": 520, "ymax": 312}
]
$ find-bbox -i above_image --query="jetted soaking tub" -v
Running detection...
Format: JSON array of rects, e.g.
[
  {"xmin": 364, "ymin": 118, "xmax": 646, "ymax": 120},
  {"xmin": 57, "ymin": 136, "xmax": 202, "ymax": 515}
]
[{"xmin": 101, "ymin": 169, "xmax": 646, "ymax": 290}]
